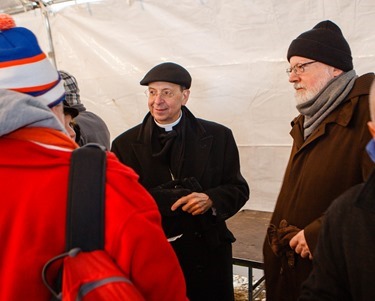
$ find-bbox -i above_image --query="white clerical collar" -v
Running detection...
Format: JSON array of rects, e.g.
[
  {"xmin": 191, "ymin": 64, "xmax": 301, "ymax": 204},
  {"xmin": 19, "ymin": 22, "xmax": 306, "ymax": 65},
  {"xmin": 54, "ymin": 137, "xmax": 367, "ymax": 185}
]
[{"xmin": 154, "ymin": 111, "xmax": 182, "ymax": 132}]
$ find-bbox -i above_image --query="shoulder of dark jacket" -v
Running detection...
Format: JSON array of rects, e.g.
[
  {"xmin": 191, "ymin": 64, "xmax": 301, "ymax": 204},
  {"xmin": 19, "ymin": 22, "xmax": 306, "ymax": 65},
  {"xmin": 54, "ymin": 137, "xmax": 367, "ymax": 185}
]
[
  {"xmin": 182, "ymin": 106, "xmax": 232, "ymax": 134},
  {"xmin": 346, "ymin": 72, "xmax": 375, "ymax": 99}
]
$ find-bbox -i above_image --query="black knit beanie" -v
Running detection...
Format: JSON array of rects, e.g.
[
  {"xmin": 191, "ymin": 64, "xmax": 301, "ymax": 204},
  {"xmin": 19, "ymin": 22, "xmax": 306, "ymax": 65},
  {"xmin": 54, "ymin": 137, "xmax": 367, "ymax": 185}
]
[
  {"xmin": 140, "ymin": 62, "xmax": 192, "ymax": 89},
  {"xmin": 287, "ymin": 20, "xmax": 353, "ymax": 71}
]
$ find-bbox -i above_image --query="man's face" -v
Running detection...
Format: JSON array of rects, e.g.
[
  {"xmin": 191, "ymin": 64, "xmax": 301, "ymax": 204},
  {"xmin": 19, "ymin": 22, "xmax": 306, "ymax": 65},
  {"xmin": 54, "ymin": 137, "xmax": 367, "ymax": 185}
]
[
  {"xmin": 147, "ymin": 81, "xmax": 189, "ymax": 124},
  {"xmin": 288, "ymin": 56, "xmax": 340, "ymax": 105}
]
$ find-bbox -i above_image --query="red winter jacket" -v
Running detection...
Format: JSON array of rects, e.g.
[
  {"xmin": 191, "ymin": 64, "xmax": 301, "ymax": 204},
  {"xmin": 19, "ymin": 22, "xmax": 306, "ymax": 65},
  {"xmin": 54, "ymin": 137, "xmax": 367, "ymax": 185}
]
[{"xmin": 0, "ymin": 127, "xmax": 188, "ymax": 301}]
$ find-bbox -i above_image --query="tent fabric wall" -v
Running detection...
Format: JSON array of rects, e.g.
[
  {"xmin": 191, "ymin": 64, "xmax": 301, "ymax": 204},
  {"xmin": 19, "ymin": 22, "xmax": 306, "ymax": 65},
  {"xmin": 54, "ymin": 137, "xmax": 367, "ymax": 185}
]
[{"xmin": 13, "ymin": 0, "xmax": 375, "ymax": 211}]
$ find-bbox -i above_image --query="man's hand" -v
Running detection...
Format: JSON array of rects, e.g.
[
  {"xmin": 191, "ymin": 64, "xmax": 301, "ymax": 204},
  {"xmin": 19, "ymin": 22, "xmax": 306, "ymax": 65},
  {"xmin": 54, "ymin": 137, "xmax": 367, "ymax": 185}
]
[
  {"xmin": 171, "ymin": 192, "xmax": 213, "ymax": 216},
  {"xmin": 289, "ymin": 229, "xmax": 313, "ymax": 260}
]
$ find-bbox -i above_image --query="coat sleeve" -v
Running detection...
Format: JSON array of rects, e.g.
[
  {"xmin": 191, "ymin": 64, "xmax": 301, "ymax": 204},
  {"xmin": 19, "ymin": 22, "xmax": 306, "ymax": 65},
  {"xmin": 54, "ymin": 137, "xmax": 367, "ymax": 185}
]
[{"xmin": 204, "ymin": 128, "xmax": 249, "ymax": 221}]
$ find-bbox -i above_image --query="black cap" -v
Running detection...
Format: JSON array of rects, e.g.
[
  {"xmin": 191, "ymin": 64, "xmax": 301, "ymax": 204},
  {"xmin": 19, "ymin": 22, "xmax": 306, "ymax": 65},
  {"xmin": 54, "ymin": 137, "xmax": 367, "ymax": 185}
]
[
  {"xmin": 287, "ymin": 20, "xmax": 353, "ymax": 71},
  {"xmin": 140, "ymin": 62, "xmax": 192, "ymax": 89},
  {"xmin": 63, "ymin": 100, "xmax": 79, "ymax": 118}
]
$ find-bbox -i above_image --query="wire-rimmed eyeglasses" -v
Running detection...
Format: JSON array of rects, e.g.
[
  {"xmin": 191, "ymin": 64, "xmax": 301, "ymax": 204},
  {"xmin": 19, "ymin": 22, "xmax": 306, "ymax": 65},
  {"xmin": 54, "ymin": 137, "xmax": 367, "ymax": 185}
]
[
  {"xmin": 286, "ymin": 61, "xmax": 317, "ymax": 76},
  {"xmin": 144, "ymin": 89, "xmax": 175, "ymax": 99}
]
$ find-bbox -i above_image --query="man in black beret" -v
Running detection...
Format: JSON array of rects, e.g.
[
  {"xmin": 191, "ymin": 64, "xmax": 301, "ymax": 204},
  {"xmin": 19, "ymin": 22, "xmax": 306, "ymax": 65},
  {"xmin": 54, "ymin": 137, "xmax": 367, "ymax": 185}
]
[
  {"xmin": 263, "ymin": 20, "xmax": 375, "ymax": 301},
  {"xmin": 111, "ymin": 62, "xmax": 249, "ymax": 301}
]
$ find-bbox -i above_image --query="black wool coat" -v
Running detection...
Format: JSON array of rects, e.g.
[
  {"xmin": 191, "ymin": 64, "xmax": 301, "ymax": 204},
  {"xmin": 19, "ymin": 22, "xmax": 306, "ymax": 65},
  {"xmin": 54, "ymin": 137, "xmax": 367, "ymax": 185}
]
[{"xmin": 111, "ymin": 106, "xmax": 249, "ymax": 301}]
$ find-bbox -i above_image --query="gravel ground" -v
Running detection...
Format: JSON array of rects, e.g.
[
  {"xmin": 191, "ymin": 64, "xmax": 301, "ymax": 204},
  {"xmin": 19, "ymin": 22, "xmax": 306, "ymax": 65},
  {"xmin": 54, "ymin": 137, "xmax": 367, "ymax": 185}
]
[{"xmin": 234, "ymin": 275, "xmax": 266, "ymax": 301}]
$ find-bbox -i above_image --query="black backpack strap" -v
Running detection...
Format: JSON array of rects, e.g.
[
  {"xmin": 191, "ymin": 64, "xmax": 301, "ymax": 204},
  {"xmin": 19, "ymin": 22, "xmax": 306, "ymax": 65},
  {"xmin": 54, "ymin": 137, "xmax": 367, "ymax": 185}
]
[
  {"xmin": 43, "ymin": 143, "xmax": 107, "ymax": 300},
  {"xmin": 66, "ymin": 143, "xmax": 107, "ymax": 251}
]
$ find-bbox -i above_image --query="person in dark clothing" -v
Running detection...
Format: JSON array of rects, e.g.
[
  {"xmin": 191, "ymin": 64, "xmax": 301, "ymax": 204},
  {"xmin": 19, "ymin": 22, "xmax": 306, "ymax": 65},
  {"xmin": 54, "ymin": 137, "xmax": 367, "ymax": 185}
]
[
  {"xmin": 263, "ymin": 20, "xmax": 375, "ymax": 301},
  {"xmin": 298, "ymin": 80, "xmax": 375, "ymax": 301},
  {"xmin": 111, "ymin": 62, "xmax": 249, "ymax": 301},
  {"xmin": 59, "ymin": 70, "xmax": 111, "ymax": 149}
]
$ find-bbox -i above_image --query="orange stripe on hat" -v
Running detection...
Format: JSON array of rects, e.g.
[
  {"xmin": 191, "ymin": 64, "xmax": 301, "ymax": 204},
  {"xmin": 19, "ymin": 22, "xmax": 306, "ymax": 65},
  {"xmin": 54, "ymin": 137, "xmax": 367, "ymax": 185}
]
[
  {"xmin": 11, "ymin": 79, "xmax": 59, "ymax": 93},
  {"xmin": 0, "ymin": 52, "xmax": 46, "ymax": 68}
]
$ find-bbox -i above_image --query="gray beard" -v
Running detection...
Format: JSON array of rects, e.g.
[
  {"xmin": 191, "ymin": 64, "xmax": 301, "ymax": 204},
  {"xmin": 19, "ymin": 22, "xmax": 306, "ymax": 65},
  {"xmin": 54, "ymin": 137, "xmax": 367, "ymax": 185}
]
[
  {"xmin": 295, "ymin": 89, "xmax": 316, "ymax": 105},
  {"xmin": 294, "ymin": 70, "xmax": 333, "ymax": 105}
]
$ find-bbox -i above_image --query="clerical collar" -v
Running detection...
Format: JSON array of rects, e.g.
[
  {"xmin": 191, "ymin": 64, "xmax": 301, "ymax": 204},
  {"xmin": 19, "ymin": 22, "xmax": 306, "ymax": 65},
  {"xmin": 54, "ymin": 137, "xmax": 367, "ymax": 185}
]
[{"xmin": 154, "ymin": 111, "xmax": 182, "ymax": 132}]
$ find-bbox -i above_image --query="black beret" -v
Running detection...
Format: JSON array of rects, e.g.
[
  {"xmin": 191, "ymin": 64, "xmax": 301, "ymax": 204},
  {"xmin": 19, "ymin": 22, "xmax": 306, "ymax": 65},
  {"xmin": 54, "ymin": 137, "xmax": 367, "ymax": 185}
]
[
  {"xmin": 287, "ymin": 20, "xmax": 353, "ymax": 71},
  {"xmin": 140, "ymin": 62, "xmax": 192, "ymax": 89}
]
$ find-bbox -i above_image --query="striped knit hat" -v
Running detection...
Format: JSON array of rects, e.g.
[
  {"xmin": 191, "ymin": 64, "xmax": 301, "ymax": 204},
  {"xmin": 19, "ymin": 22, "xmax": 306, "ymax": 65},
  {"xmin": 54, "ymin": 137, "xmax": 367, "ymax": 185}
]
[{"xmin": 0, "ymin": 14, "xmax": 65, "ymax": 107}]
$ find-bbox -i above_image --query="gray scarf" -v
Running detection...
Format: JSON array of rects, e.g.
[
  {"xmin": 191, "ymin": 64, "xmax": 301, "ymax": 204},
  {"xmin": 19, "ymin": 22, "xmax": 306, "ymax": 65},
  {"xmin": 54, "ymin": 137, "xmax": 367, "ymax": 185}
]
[{"xmin": 296, "ymin": 70, "xmax": 357, "ymax": 139}]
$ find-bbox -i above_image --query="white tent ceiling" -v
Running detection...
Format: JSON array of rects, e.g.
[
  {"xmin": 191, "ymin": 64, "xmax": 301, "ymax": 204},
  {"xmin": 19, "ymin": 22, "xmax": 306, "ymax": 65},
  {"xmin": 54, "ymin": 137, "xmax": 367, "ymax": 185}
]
[
  {"xmin": 3, "ymin": 0, "xmax": 375, "ymax": 211},
  {"xmin": 0, "ymin": 0, "xmax": 32, "ymax": 14}
]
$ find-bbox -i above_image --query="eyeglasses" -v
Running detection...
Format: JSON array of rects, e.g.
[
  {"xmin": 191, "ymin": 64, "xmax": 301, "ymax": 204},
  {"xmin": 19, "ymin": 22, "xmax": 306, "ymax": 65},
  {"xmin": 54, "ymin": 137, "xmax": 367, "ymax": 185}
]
[
  {"xmin": 286, "ymin": 61, "xmax": 317, "ymax": 76},
  {"xmin": 145, "ymin": 89, "xmax": 175, "ymax": 99}
]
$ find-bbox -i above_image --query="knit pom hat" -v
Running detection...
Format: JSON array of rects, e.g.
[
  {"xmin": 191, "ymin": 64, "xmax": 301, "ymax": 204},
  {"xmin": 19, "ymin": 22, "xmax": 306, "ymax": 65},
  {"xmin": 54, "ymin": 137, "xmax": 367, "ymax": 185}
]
[
  {"xmin": 287, "ymin": 20, "xmax": 353, "ymax": 71},
  {"xmin": 140, "ymin": 62, "xmax": 192, "ymax": 89},
  {"xmin": 0, "ymin": 14, "xmax": 65, "ymax": 107}
]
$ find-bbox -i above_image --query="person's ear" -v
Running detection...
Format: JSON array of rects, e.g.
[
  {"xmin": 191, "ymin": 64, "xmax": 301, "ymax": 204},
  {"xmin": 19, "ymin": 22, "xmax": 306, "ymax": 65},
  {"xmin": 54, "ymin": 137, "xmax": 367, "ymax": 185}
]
[
  {"xmin": 367, "ymin": 121, "xmax": 375, "ymax": 138},
  {"xmin": 182, "ymin": 89, "xmax": 190, "ymax": 105},
  {"xmin": 332, "ymin": 67, "xmax": 344, "ymax": 77}
]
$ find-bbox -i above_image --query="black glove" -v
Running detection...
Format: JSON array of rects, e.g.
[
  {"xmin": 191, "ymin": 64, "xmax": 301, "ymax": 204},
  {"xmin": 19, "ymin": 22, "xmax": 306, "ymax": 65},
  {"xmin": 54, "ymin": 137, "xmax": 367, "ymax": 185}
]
[
  {"xmin": 149, "ymin": 177, "xmax": 203, "ymax": 238},
  {"xmin": 149, "ymin": 177, "xmax": 202, "ymax": 217}
]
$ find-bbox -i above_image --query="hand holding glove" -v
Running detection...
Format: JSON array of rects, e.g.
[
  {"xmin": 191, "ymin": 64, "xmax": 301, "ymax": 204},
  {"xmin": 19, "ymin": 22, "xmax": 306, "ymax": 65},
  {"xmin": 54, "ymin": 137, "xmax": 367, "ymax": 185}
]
[{"xmin": 267, "ymin": 219, "xmax": 300, "ymax": 267}]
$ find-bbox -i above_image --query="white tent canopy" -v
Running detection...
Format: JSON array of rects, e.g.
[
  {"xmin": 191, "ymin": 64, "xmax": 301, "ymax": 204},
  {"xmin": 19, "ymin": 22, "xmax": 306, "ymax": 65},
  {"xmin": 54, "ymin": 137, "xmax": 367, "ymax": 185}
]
[{"xmin": 5, "ymin": 0, "xmax": 375, "ymax": 211}]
